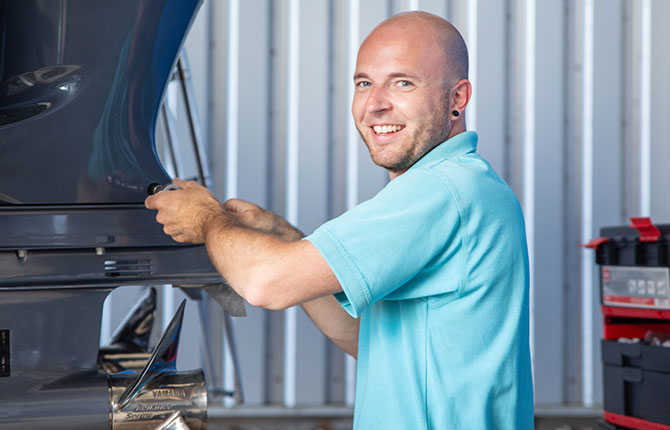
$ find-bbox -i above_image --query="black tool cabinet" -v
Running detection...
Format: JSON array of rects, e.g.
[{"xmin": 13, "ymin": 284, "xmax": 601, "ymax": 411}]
[{"xmin": 587, "ymin": 218, "xmax": 670, "ymax": 430}]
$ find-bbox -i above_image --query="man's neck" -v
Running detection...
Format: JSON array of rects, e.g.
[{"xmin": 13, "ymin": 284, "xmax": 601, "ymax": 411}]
[{"xmin": 387, "ymin": 125, "xmax": 468, "ymax": 181}]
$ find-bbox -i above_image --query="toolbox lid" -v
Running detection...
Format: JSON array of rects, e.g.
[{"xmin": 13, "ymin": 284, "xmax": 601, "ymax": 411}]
[
  {"xmin": 600, "ymin": 218, "xmax": 670, "ymax": 243},
  {"xmin": 589, "ymin": 218, "xmax": 670, "ymax": 267},
  {"xmin": 630, "ymin": 218, "xmax": 662, "ymax": 242}
]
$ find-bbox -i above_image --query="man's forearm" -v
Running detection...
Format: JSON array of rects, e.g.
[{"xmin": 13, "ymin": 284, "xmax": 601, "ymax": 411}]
[
  {"xmin": 202, "ymin": 215, "xmax": 306, "ymax": 309},
  {"xmin": 302, "ymin": 295, "xmax": 359, "ymax": 358},
  {"xmin": 200, "ymin": 208, "xmax": 343, "ymax": 312},
  {"xmin": 210, "ymin": 206, "xmax": 359, "ymax": 356}
]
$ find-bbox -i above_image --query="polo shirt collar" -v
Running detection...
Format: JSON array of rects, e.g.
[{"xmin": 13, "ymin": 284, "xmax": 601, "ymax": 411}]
[{"xmin": 411, "ymin": 131, "xmax": 478, "ymax": 171}]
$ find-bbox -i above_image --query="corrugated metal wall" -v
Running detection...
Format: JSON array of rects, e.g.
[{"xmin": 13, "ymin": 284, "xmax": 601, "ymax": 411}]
[{"xmin": 103, "ymin": 0, "xmax": 670, "ymax": 410}]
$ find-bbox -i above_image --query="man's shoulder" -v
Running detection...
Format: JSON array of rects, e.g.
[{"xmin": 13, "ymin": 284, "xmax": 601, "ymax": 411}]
[
  {"xmin": 382, "ymin": 163, "xmax": 457, "ymax": 200},
  {"xmin": 409, "ymin": 153, "xmax": 518, "ymax": 206}
]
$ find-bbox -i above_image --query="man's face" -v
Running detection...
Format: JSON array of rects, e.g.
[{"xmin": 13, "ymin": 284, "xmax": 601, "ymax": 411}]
[{"xmin": 352, "ymin": 26, "xmax": 452, "ymax": 178}]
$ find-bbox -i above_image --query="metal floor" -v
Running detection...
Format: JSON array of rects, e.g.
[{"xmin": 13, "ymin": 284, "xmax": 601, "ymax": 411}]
[
  {"xmin": 208, "ymin": 406, "xmax": 353, "ymax": 430},
  {"xmin": 206, "ymin": 405, "xmax": 604, "ymax": 430},
  {"xmin": 534, "ymin": 405, "xmax": 603, "ymax": 430}
]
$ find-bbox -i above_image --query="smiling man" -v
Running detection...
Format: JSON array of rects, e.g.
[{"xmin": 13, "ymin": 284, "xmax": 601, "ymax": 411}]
[
  {"xmin": 352, "ymin": 13, "xmax": 468, "ymax": 179},
  {"xmin": 146, "ymin": 11, "xmax": 533, "ymax": 429}
]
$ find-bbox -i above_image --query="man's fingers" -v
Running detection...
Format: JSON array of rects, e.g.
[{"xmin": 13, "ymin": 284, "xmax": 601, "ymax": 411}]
[
  {"xmin": 164, "ymin": 227, "xmax": 187, "ymax": 243},
  {"xmin": 223, "ymin": 198, "xmax": 258, "ymax": 213},
  {"xmin": 172, "ymin": 233, "xmax": 189, "ymax": 243},
  {"xmin": 174, "ymin": 178, "xmax": 201, "ymax": 190},
  {"xmin": 145, "ymin": 185, "xmax": 185, "ymax": 212},
  {"xmin": 145, "ymin": 179, "xmax": 218, "ymax": 244},
  {"xmin": 155, "ymin": 211, "xmax": 167, "ymax": 225},
  {"xmin": 163, "ymin": 224, "xmax": 184, "ymax": 238},
  {"xmin": 144, "ymin": 194, "xmax": 157, "ymax": 210},
  {"xmin": 222, "ymin": 198, "xmax": 241, "ymax": 212}
]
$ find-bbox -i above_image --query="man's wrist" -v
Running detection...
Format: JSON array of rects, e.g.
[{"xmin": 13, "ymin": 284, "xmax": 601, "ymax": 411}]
[
  {"xmin": 200, "ymin": 204, "xmax": 230, "ymax": 242},
  {"xmin": 272, "ymin": 219, "xmax": 305, "ymax": 242}
]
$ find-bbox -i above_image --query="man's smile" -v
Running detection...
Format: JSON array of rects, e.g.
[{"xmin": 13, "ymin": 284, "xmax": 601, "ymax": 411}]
[{"xmin": 371, "ymin": 124, "xmax": 406, "ymax": 135}]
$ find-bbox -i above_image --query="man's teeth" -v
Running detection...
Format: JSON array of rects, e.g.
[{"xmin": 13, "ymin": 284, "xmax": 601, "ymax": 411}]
[{"xmin": 373, "ymin": 125, "xmax": 404, "ymax": 134}]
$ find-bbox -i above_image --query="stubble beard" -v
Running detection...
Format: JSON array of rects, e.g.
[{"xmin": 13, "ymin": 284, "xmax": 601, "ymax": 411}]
[{"xmin": 359, "ymin": 100, "xmax": 452, "ymax": 175}]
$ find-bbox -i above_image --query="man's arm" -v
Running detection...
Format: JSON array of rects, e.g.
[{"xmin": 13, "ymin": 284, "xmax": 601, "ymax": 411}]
[
  {"xmin": 145, "ymin": 179, "xmax": 359, "ymax": 356},
  {"xmin": 221, "ymin": 198, "xmax": 359, "ymax": 357},
  {"xmin": 301, "ymin": 295, "xmax": 359, "ymax": 358}
]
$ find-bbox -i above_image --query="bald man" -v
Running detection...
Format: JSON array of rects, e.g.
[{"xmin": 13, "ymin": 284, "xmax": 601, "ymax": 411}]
[{"xmin": 146, "ymin": 11, "xmax": 533, "ymax": 429}]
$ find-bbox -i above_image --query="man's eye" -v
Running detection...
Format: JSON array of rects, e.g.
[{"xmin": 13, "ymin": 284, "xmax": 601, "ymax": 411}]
[
  {"xmin": 356, "ymin": 81, "xmax": 371, "ymax": 88},
  {"xmin": 397, "ymin": 80, "xmax": 412, "ymax": 88}
]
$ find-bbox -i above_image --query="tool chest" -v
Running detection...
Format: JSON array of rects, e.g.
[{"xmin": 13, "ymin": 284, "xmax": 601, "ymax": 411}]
[{"xmin": 587, "ymin": 218, "xmax": 670, "ymax": 430}]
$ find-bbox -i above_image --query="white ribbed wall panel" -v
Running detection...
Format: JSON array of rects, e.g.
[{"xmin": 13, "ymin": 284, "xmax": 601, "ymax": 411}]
[
  {"xmin": 101, "ymin": 0, "xmax": 670, "ymax": 412},
  {"xmin": 579, "ymin": 0, "xmax": 595, "ymax": 407}
]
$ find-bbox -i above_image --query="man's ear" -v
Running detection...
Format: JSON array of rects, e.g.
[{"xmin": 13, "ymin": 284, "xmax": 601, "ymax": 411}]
[{"xmin": 451, "ymin": 79, "xmax": 472, "ymax": 112}]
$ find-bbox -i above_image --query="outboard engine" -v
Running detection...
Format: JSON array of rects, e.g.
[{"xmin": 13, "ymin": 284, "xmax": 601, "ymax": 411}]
[{"xmin": 0, "ymin": 1, "xmax": 243, "ymax": 428}]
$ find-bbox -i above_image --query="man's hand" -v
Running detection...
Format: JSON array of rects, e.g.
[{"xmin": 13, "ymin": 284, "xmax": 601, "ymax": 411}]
[
  {"xmin": 144, "ymin": 178, "xmax": 227, "ymax": 243},
  {"xmin": 222, "ymin": 198, "xmax": 304, "ymax": 242}
]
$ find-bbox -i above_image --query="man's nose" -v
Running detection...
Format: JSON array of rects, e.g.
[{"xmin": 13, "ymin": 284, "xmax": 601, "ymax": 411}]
[{"xmin": 366, "ymin": 86, "xmax": 391, "ymax": 113}]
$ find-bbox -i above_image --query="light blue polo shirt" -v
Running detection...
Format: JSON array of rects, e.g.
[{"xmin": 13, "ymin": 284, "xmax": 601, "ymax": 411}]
[{"xmin": 305, "ymin": 131, "xmax": 533, "ymax": 429}]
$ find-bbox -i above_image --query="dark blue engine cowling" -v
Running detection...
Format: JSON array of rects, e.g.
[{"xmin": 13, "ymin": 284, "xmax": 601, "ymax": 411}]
[
  {"xmin": 0, "ymin": 0, "xmax": 201, "ymax": 205},
  {"xmin": 0, "ymin": 0, "xmax": 218, "ymax": 256}
]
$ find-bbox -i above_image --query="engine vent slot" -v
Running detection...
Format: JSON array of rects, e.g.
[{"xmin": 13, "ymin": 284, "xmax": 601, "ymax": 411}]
[{"xmin": 104, "ymin": 259, "xmax": 153, "ymax": 277}]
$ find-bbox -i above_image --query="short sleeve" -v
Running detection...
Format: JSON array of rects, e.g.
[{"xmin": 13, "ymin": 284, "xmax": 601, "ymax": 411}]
[{"xmin": 305, "ymin": 168, "xmax": 463, "ymax": 317}]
